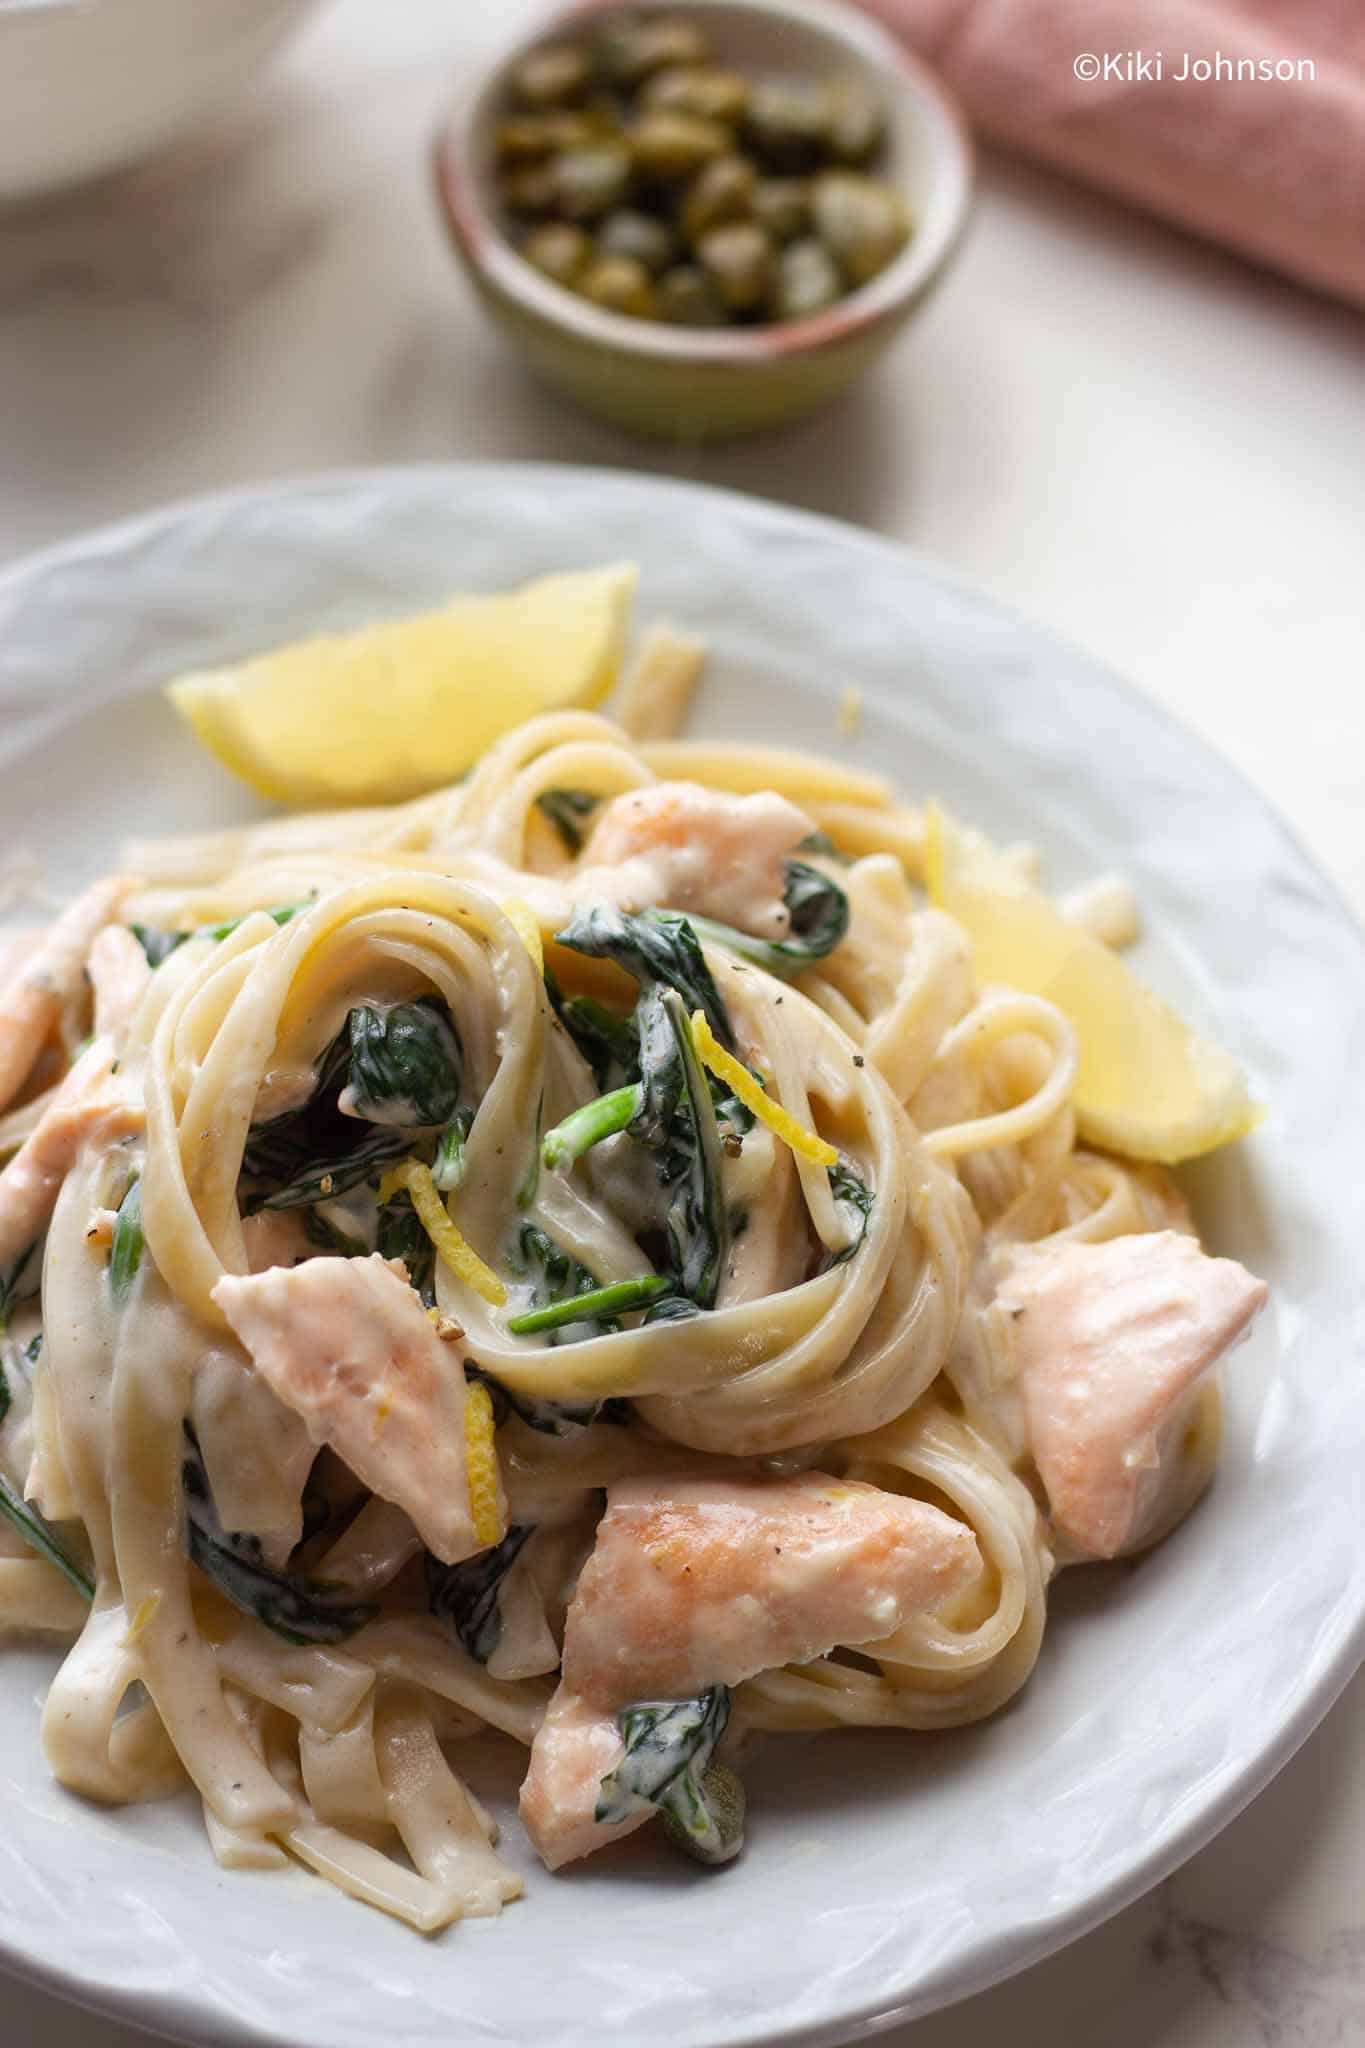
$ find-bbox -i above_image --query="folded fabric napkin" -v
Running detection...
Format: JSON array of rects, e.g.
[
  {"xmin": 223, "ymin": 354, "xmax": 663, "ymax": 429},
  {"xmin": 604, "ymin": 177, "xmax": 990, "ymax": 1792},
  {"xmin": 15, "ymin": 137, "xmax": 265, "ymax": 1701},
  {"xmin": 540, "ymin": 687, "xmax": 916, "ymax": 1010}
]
[{"xmin": 860, "ymin": 0, "xmax": 1365, "ymax": 307}]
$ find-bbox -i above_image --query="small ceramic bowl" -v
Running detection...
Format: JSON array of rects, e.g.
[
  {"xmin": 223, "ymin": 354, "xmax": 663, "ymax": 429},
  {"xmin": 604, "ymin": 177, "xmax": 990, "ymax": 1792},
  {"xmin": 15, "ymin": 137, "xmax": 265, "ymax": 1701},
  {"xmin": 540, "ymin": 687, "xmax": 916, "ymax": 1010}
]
[
  {"xmin": 434, "ymin": 0, "xmax": 973, "ymax": 440},
  {"xmin": 0, "ymin": 0, "xmax": 322, "ymax": 202}
]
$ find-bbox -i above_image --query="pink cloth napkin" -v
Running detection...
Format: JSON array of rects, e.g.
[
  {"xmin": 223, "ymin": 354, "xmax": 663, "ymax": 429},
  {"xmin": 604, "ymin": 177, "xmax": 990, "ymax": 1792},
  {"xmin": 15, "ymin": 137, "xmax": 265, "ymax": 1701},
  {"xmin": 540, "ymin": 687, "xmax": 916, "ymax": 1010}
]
[{"xmin": 860, "ymin": 0, "xmax": 1365, "ymax": 307}]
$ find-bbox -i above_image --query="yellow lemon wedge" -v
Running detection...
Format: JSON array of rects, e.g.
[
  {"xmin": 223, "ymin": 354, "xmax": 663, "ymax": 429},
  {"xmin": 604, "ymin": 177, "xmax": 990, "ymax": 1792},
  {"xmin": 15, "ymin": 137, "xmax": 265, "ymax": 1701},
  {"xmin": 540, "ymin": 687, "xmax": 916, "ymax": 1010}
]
[
  {"xmin": 924, "ymin": 802, "xmax": 1262, "ymax": 1164},
  {"xmin": 165, "ymin": 563, "xmax": 638, "ymax": 807}
]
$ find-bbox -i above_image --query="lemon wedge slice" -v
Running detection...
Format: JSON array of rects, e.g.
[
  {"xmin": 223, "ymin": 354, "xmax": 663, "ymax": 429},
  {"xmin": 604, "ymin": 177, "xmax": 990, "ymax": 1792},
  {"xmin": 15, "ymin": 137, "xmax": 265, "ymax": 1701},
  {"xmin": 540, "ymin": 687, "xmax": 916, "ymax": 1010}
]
[
  {"xmin": 166, "ymin": 563, "xmax": 638, "ymax": 807},
  {"xmin": 925, "ymin": 802, "xmax": 1262, "ymax": 1163}
]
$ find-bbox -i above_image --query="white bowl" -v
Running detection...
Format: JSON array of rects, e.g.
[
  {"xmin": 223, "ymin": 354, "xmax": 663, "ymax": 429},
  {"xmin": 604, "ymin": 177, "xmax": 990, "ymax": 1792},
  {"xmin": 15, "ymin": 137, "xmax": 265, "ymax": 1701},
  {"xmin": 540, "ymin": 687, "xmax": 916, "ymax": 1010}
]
[
  {"xmin": 1, "ymin": 464, "xmax": 1362, "ymax": 2047},
  {"xmin": 0, "ymin": 0, "xmax": 322, "ymax": 201}
]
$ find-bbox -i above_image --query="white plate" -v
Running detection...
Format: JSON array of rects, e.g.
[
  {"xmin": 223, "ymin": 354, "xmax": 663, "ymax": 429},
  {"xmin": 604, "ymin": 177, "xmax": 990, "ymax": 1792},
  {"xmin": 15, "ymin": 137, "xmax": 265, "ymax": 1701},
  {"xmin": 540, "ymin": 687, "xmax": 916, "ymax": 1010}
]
[{"xmin": 0, "ymin": 465, "xmax": 1362, "ymax": 2048}]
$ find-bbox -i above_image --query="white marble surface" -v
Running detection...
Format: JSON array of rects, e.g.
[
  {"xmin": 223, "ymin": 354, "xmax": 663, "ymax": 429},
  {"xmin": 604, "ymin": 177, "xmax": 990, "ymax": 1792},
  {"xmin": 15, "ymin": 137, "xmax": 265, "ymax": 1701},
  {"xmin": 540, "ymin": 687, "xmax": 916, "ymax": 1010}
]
[{"xmin": 1, "ymin": 4, "xmax": 1362, "ymax": 2044}]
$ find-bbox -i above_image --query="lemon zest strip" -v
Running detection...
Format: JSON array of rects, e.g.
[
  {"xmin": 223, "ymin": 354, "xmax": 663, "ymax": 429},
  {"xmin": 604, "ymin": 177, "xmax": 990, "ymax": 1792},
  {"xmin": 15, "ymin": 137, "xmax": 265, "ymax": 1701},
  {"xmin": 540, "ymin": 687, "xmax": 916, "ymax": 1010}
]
[
  {"xmin": 500, "ymin": 895, "xmax": 544, "ymax": 973},
  {"xmin": 463, "ymin": 1381, "xmax": 502, "ymax": 1549},
  {"xmin": 376, "ymin": 1159, "xmax": 507, "ymax": 1307},
  {"xmin": 688, "ymin": 1010, "xmax": 837, "ymax": 1168},
  {"xmin": 120, "ymin": 1593, "xmax": 161, "ymax": 1649}
]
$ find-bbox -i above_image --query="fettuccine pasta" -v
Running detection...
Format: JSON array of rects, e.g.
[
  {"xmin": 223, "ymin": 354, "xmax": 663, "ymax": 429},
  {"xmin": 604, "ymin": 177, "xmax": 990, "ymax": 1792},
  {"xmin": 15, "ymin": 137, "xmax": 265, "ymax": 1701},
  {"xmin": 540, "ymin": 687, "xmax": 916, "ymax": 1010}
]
[{"xmin": 0, "ymin": 665, "xmax": 1267, "ymax": 1924}]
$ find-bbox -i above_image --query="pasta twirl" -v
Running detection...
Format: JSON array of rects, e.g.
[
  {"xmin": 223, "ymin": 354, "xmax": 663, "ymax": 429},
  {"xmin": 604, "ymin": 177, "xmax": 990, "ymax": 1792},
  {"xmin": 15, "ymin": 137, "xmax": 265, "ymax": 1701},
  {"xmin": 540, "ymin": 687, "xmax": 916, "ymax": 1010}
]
[{"xmin": 0, "ymin": 699, "xmax": 1267, "ymax": 1921}]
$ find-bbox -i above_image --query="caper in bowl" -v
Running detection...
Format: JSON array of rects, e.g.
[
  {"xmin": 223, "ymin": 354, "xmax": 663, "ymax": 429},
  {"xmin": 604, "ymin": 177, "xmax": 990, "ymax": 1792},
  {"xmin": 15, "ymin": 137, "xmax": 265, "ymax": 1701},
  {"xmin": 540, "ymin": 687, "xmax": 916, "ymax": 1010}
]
[{"xmin": 491, "ymin": 11, "xmax": 912, "ymax": 331}]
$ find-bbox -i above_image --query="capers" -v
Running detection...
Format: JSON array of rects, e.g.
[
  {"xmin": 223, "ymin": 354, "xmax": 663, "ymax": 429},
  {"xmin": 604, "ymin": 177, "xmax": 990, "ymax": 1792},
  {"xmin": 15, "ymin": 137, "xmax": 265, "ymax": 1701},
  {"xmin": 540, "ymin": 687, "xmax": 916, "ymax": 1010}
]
[
  {"xmin": 522, "ymin": 222, "xmax": 592, "ymax": 288},
  {"xmin": 658, "ymin": 1761, "xmax": 747, "ymax": 1865},
  {"xmin": 630, "ymin": 110, "xmax": 730, "ymax": 180},
  {"xmin": 825, "ymin": 77, "xmax": 887, "ymax": 165},
  {"xmin": 553, "ymin": 142, "xmax": 632, "ymax": 220},
  {"xmin": 697, "ymin": 221, "xmax": 774, "ymax": 312},
  {"xmin": 495, "ymin": 112, "xmax": 601, "ymax": 162},
  {"xmin": 598, "ymin": 16, "xmax": 711, "ymax": 85},
  {"xmin": 657, "ymin": 264, "xmax": 729, "ymax": 325},
  {"xmin": 493, "ymin": 15, "xmax": 912, "ymax": 329},
  {"xmin": 509, "ymin": 42, "xmax": 593, "ymax": 110},
  {"xmin": 744, "ymin": 78, "xmax": 831, "ymax": 169},
  {"xmin": 810, "ymin": 171, "xmax": 911, "ymax": 286},
  {"xmin": 772, "ymin": 236, "xmax": 842, "ymax": 320},
  {"xmin": 752, "ymin": 177, "xmax": 810, "ymax": 243},
  {"xmin": 642, "ymin": 64, "xmax": 750, "ymax": 125},
  {"xmin": 681, "ymin": 154, "xmax": 756, "ymax": 243},
  {"xmin": 579, "ymin": 253, "xmax": 657, "ymax": 318},
  {"xmin": 597, "ymin": 207, "xmax": 679, "ymax": 274},
  {"xmin": 503, "ymin": 163, "xmax": 560, "ymax": 217}
]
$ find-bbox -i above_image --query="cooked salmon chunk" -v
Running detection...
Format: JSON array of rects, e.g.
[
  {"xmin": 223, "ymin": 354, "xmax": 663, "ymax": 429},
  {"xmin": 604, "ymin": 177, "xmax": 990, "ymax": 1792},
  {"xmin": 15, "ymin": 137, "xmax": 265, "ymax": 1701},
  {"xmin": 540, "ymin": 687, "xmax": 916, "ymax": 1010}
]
[
  {"xmin": 578, "ymin": 782, "xmax": 813, "ymax": 936},
  {"xmin": 996, "ymin": 1230, "xmax": 1268, "ymax": 1560},
  {"xmin": 0, "ymin": 1038, "xmax": 143, "ymax": 1272},
  {"xmin": 239, "ymin": 1209, "xmax": 312, "ymax": 1274},
  {"xmin": 520, "ymin": 1472, "xmax": 980, "ymax": 1870},
  {"xmin": 213, "ymin": 1253, "xmax": 501, "ymax": 1566},
  {"xmin": 0, "ymin": 877, "xmax": 128, "ymax": 1113},
  {"xmin": 87, "ymin": 925, "xmax": 152, "ymax": 1045}
]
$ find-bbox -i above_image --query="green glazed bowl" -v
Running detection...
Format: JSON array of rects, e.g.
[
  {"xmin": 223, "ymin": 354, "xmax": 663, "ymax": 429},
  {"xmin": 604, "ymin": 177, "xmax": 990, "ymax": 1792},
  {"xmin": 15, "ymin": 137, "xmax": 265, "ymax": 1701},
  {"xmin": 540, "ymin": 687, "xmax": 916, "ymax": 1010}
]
[{"xmin": 434, "ymin": 0, "xmax": 973, "ymax": 440}]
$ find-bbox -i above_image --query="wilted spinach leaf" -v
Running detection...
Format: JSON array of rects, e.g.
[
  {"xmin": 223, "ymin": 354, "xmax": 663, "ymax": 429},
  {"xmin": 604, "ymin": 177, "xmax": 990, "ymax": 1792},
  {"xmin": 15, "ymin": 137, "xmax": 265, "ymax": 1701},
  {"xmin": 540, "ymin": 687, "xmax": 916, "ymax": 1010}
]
[
  {"xmin": 182, "ymin": 1430, "xmax": 375, "ymax": 1646},
  {"xmin": 545, "ymin": 978, "xmax": 641, "ymax": 1093},
  {"xmin": 657, "ymin": 994, "xmax": 728, "ymax": 1310},
  {"xmin": 425, "ymin": 1523, "xmax": 534, "ymax": 1663},
  {"xmin": 687, "ymin": 859, "xmax": 849, "ymax": 979},
  {"xmin": 820, "ymin": 1161, "xmax": 875, "ymax": 1270},
  {"xmin": 468, "ymin": 1364, "xmax": 629, "ymax": 1438},
  {"xmin": 536, "ymin": 788, "xmax": 600, "ymax": 855},
  {"xmin": 0, "ymin": 1240, "xmax": 40, "ymax": 1334},
  {"xmin": 344, "ymin": 998, "xmax": 463, "ymax": 1127},
  {"xmin": 595, "ymin": 1685, "xmax": 743, "ymax": 1864},
  {"xmin": 108, "ymin": 1176, "xmax": 144, "ymax": 1300},
  {"xmin": 0, "ymin": 1472, "xmax": 93, "ymax": 1601},
  {"xmin": 132, "ymin": 903, "xmax": 303, "ymax": 969},
  {"xmin": 241, "ymin": 997, "xmax": 462, "ymax": 1213},
  {"xmin": 554, "ymin": 904, "xmax": 735, "ymax": 1053},
  {"xmin": 376, "ymin": 1189, "xmax": 436, "ymax": 1303}
]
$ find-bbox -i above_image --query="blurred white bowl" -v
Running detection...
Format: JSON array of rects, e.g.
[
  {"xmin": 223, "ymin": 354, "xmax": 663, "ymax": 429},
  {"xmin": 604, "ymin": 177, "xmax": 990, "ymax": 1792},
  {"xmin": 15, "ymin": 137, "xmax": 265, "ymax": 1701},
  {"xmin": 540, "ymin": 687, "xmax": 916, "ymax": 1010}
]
[{"xmin": 0, "ymin": 0, "xmax": 322, "ymax": 201}]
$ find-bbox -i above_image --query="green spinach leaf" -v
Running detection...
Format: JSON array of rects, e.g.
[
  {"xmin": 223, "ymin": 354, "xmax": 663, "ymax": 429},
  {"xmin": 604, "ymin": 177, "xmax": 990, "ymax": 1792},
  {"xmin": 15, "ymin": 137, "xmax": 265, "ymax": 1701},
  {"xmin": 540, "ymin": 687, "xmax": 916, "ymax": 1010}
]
[
  {"xmin": 545, "ymin": 978, "xmax": 640, "ymax": 1093},
  {"xmin": 132, "ymin": 903, "xmax": 304, "ymax": 969},
  {"xmin": 303, "ymin": 1207, "xmax": 370, "ymax": 1259},
  {"xmin": 820, "ymin": 1161, "xmax": 875, "ymax": 1269},
  {"xmin": 0, "ymin": 1473, "xmax": 94, "ymax": 1601},
  {"xmin": 245, "ymin": 1126, "xmax": 411, "ymax": 1214},
  {"xmin": 468, "ymin": 1364, "xmax": 629, "ymax": 1438},
  {"xmin": 595, "ymin": 1686, "xmax": 744, "ymax": 1865},
  {"xmin": 344, "ymin": 998, "xmax": 463, "ymax": 1127},
  {"xmin": 432, "ymin": 1106, "xmax": 474, "ymax": 1192},
  {"xmin": 535, "ymin": 788, "xmax": 600, "ymax": 855},
  {"xmin": 375, "ymin": 1189, "xmax": 436, "ymax": 1304},
  {"xmin": 241, "ymin": 998, "xmax": 461, "ymax": 1213},
  {"xmin": 182, "ymin": 1433, "xmax": 375, "ymax": 1646},
  {"xmin": 425, "ymin": 1523, "xmax": 534, "ymax": 1663},
  {"xmin": 130, "ymin": 924, "xmax": 187, "ymax": 968},
  {"xmin": 628, "ymin": 984, "xmax": 685, "ymax": 1147},
  {"xmin": 795, "ymin": 828, "xmax": 847, "ymax": 863},
  {"xmin": 108, "ymin": 1175, "xmax": 144, "ymax": 1300},
  {"xmin": 658, "ymin": 994, "xmax": 728, "ymax": 1309},
  {"xmin": 554, "ymin": 904, "xmax": 735, "ymax": 1052},
  {"xmin": 687, "ymin": 859, "xmax": 849, "ymax": 979},
  {"xmin": 0, "ymin": 1240, "xmax": 40, "ymax": 1334}
]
